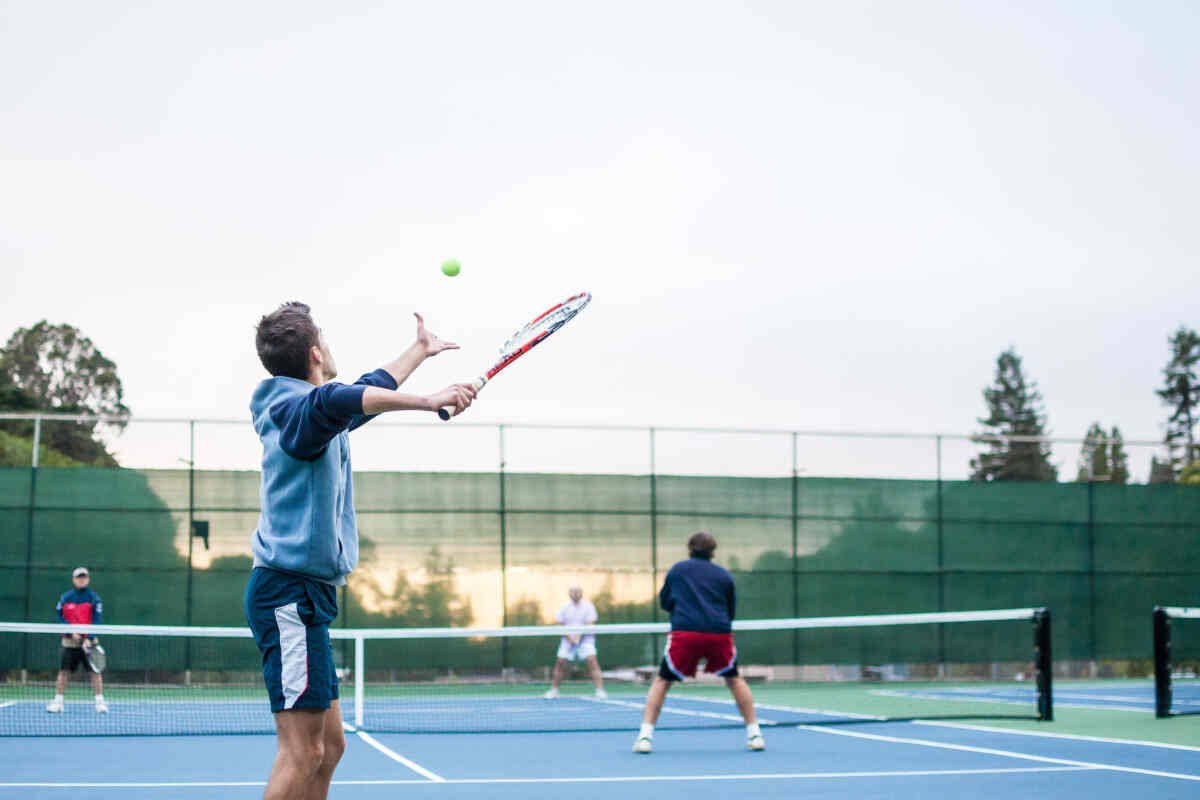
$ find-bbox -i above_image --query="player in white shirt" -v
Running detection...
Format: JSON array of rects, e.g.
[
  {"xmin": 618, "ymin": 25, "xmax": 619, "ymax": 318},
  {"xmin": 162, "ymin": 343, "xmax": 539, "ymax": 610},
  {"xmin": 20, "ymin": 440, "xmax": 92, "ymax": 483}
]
[{"xmin": 543, "ymin": 585, "xmax": 607, "ymax": 700}]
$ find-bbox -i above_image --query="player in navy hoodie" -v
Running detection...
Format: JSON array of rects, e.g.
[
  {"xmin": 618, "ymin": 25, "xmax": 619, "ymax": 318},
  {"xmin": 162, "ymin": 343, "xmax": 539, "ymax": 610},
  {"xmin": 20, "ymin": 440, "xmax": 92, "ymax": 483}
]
[{"xmin": 633, "ymin": 532, "xmax": 764, "ymax": 753}]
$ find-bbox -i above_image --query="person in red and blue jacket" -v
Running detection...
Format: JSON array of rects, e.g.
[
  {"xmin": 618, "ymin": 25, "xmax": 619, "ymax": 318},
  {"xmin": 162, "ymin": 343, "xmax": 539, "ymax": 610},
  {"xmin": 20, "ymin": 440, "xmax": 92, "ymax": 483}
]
[{"xmin": 46, "ymin": 567, "xmax": 107, "ymax": 713}]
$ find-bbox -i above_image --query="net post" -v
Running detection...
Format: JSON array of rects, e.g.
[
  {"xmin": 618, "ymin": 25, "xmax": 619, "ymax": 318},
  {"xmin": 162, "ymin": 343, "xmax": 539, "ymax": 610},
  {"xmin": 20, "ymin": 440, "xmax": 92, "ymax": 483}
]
[
  {"xmin": 354, "ymin": 634, "xmax": 365, "ymax": 728},
  {"xmin": 1034, "ymin": 608, "xmax": 1053, "ymax": 721},
  {"xmin": 1154, "ymin": 606, "xmax": 1171, "ymax": 719}
]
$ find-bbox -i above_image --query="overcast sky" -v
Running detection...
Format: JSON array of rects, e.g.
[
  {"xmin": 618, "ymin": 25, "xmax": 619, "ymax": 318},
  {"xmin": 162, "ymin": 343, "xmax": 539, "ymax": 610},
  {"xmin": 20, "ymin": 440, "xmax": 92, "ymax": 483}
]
[{"xmin": 2, "ymin": 1, "xmax": 1196, "ymax": 479}]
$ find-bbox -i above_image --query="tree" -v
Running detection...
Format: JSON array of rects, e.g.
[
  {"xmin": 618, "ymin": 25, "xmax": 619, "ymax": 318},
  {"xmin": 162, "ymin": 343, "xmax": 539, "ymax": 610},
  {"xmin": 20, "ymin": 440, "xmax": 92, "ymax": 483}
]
[
  {"xmin": 1156, "ymin": 326, "xmax": 1200, "ymax": 480},
  {"xmin": 1075, "ymin": 424, "xmax": 1129, "ymax": 484},
  {"xmin": 1180, "ymin": 462, "xmax": 1200, "ymax": 486},
  {"xmin": 970, "ymin": 348, "xmax": 1057, "ymax": 481},
  {"xmin": 1149, "ymin": 455, "xmax": 1176, "ymax": 485},
  {"xmin": 0, "ymin": 322, "xmax": 129, "ymax": 466}
]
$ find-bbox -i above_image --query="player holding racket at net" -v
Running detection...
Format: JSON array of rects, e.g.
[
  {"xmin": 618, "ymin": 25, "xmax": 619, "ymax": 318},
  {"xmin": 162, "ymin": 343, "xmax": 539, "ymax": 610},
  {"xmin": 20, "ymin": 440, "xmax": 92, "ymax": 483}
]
[
  {"xmin": 245, "ymin": 303, "xmax": 476, "ymax": 800},
  {"xmin": 633, "ymin": 532, "xmax": 765, "ymax": 754}
]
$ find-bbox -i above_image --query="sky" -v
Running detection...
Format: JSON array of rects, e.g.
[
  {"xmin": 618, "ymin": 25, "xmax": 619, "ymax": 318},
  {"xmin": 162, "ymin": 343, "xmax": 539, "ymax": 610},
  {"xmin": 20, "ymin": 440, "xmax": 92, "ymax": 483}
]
[{"xmin": 2, "ymin": 1, "xmax": 1197, "ymax": 480}]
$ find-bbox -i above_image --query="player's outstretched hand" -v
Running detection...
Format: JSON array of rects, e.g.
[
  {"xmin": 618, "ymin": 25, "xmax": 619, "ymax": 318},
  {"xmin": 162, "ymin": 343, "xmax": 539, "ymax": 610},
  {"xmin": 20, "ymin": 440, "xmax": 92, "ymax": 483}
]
[
  {"xmin": 415, "ymin": 313, "xmax": 459, "ymax": 357},
  {"xmin": 430, "ymin": 383, "xmax": 477, "ymax": 417}
]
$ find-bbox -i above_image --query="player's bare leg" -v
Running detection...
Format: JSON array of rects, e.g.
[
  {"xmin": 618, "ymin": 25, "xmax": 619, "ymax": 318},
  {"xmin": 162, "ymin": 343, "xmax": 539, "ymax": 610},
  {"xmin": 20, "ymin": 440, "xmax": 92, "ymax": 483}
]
[
  {"xmin": 586, "ymin": 655, "xmax": 606, "ymax": 698},
  {"xmin": 91, "ymin": 671, "xmax": 107, "ymax": 712},
  {"xmin": 725, "ymin": 676, "xmax": 765, "ymax": 750},
  {"xmin": 634, "ymin": 676, "xmax": 672, "ymax": 753},
  {"xmin": 304, "ymin": 702, "xmax": 346, "ymax": 800},
  {"xmin": 264, "ymin": 707, "xmax": 328, "ymax": 800},
  {"xmin": 46, "ymin": 669, "xmax": 70, "ymax": 712},
  {"xmin": 544, "ymin": 658, "xmax": 568, "ymax": 698}
]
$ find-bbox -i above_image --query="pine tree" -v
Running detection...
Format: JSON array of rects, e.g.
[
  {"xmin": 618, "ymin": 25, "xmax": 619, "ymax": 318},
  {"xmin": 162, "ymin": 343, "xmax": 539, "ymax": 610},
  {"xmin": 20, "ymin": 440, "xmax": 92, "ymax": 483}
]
[
  {"xmin": 1156, "ymin": 326, "xmax": 1200, "ymax": 480},
  {"xmin": 970, "ymin": 348, "xmax": 1057, "ymax": 481},
  {"xmin": 1075, "ymin": 423, "xmax": 1129, "ymax": 484}
]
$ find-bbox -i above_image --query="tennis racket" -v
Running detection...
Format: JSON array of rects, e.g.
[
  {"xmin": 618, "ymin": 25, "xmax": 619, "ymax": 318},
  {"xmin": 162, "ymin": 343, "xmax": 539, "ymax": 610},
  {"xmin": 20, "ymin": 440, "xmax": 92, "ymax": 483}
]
[
  {"xmin": 438, "ymin": 291, "xmax": 592, "ymax": 420},
  {"xmin": 83, "ymin": 641, "xmax": 106, "ymax": 674}
]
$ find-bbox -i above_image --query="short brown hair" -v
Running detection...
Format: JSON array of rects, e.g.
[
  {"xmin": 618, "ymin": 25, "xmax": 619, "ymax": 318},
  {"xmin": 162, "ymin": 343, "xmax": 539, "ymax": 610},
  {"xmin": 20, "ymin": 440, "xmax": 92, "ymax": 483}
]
[
  {"xmin": 255, "ymin": 302, "xmax": 319, "ymax": 379},
  {"xmin": 688, "ymin": 531, "xmax": 717, "ymax": 560}
]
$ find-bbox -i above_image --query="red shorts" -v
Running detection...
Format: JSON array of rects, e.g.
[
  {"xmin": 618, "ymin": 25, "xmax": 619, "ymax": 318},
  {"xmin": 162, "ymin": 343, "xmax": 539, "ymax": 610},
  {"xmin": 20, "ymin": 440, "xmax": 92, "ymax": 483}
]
[{"xmin": 660, "ymin": 631, "xmax": 738, "ymax": 680}]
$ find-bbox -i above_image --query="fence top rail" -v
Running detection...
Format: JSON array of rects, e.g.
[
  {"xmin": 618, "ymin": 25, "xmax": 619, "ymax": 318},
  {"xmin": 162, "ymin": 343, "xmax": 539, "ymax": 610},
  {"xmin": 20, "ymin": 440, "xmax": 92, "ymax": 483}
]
[
  {"xmin": 0, "ymin": 609, "xmax": 1042, "ymax": 640},
  {"xmin": 0, "ymin": 411, "xmax": 1166, "ymax": 446}
]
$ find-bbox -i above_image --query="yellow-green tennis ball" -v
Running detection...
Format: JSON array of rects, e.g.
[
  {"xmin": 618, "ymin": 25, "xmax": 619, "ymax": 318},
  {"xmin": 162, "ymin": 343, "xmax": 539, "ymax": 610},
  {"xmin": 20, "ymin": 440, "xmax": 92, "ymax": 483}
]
[{"xmin": 441, "ymin": 259, "xmax": 461, "ymax": 277}]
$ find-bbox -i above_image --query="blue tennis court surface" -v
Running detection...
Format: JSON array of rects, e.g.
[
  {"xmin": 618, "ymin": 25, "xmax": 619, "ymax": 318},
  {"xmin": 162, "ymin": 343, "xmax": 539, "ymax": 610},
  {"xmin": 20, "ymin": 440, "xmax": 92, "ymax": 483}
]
[{"xmin": 3, "ymin": 716, "xmax": 1198, "ymax": 799}]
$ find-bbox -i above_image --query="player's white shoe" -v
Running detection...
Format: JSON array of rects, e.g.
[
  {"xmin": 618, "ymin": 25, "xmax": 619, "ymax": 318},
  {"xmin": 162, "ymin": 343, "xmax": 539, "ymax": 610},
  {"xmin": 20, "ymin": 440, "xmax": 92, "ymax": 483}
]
[
  {"xmin": 543, "ymin": 688, "xmax": 559, "ymax": 699},
  {"xmin": 747, "ymin": 733, "xmax": 765, "ymax": 751},
  {"xmin": 594, "ymin": 688, "xmax": 608, "ymax": 700},
  {"xmin": 633, "ymin": 736, "xmax": 652, "ymax": 754},
  {"xmin": 94, "ymin": 698, "xmax": 109, "ymax": 713},
  {"xmin": 46, "ymin": 698, "xmax": 64, "ymax": 713}
]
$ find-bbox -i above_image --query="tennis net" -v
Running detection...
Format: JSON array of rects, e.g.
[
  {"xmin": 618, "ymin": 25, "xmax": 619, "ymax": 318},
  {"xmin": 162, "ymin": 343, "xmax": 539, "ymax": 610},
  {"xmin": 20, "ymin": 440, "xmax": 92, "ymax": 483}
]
[
  {"xmin": 0, "ymin": 608, "xmax": 1051, "ymax": 736},
  {"xmin": 1154, "ymin": 605, "xmax": 1200, "ymax": 718}
]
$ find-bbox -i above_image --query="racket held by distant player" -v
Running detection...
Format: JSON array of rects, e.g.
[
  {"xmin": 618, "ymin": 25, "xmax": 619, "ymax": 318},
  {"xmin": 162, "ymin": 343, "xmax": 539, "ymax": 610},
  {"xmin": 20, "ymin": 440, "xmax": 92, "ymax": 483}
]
[
  {"xmin": 82, "ymin": 640, "xmax": 106, "ymax": 674},
  {"xmin": 439, "ymin": 291, "xmax": 592, "ymax": 420}
]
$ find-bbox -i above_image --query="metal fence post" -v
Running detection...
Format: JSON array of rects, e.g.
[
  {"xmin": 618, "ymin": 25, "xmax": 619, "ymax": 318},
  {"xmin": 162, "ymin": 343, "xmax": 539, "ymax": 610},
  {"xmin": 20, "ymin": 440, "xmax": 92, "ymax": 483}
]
[
  {"xmin": 20, "ymin": 416, "xmax": 41, "ymax": 672},
  {"xmin": 791, "ymin": 432, "xmax": 799, "ymax": 666},
  {"xmin": 499, "ymin": 425, "xmax": 508, "ymax": 667}
]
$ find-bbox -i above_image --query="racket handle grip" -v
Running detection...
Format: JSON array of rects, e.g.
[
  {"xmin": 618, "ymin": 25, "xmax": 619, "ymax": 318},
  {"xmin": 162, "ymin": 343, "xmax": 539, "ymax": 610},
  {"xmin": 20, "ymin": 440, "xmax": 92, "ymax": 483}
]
[{"xmin": 438, "ymin": 378, "xmax": 486, "ymax": 421}]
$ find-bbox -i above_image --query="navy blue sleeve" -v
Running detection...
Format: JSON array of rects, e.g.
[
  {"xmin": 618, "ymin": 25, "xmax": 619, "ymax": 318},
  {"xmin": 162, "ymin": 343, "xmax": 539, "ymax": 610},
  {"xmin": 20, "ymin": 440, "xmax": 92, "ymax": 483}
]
[
  {"xmin": 90, "ymin": 591, "xmax": 103, "ymax": 626},
  {"xmin": 346, "ymin": 369, "xmax": 399, "ymax": 432},
  {"xmin": 270, "ymin": 382, "xmax": 369, "ymax": 461},
  {"xmin": 659, "ymin": 569, "xmax": 675, "ymax": 612},
  {"xmin": 725, "ymin": 572, "xmax": 736, "ymax": 621},
  {"xmin": 56, "ymin": 592, "xmax": 67, "ymax": 623}
]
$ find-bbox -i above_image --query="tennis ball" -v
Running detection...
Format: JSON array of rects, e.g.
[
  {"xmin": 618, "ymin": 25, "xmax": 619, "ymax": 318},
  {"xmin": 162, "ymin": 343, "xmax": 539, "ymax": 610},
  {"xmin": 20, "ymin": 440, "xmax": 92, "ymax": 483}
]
[{"xmin": 441, "ymin": 258, "xmax": 461, "ymax": 277}]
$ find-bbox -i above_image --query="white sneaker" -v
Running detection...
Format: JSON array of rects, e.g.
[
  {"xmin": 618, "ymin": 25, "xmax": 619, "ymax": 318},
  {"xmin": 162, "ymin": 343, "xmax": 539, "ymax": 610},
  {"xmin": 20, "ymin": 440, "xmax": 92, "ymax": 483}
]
[
  {"xmin": 595, "ymin": 688, "xmax": 608, "ymax": 700},
  {"xmin": 46, "ymin": 698, "xmax": 64, "ymax": 713},
  {"xmin": 633, "ymin": 736, "xmax": 652, "ymax": 754},
  {"xmin": 94, "ymin": 698, "xmax": 109, "ymax": 713},
  {"xmin": 747, "ymin": 733, "xmax": 765, "ymax": 751},
  {"xmin": 543, "ymin": 688, "xmax": 559, "ymax": 699}
]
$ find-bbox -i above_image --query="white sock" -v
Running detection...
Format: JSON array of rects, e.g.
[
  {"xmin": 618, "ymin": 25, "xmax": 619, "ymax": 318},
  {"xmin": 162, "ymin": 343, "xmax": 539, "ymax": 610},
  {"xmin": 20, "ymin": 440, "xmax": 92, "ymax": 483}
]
[
  {"xmin": 95, "ymin": 695, "xmax": 105, "ymax": 702},
  {"xmin": 639, "ymin": 723, "xmax": 654, "ymax": 739},
  {"xmin": 747, "ymin": 723, "xmax": 761, "ymax": 737},
  {"xmin": 53, "ymin": 694, "xmax": 63, "ymax": 702}
]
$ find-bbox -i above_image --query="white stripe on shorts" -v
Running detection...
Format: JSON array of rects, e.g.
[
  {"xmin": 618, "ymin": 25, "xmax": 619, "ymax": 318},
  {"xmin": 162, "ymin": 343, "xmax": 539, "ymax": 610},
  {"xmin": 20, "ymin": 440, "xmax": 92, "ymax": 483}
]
[{"xmin": 275, "ymin": 602, "xmax": 307, "ymax": 710}]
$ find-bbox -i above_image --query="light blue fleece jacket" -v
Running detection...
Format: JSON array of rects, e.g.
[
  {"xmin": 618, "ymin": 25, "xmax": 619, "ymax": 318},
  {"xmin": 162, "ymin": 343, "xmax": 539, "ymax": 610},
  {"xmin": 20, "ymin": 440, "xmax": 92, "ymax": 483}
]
[{"xmin": 249, "ymin": 369, "xmax": 398, "ymax": 585}]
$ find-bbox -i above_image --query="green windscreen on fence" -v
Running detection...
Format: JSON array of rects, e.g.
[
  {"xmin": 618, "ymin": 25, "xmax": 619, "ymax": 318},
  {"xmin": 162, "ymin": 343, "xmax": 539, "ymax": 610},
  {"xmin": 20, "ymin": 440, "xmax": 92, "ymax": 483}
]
[{"xmin": 0, "ymin": 467, "xmax": 1197, "ymax": 665}]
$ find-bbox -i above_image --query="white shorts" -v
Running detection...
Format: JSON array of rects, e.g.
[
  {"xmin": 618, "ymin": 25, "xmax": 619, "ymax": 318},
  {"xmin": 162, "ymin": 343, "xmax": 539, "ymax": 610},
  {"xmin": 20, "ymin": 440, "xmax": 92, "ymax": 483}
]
[{"xmin": 556, "ymin": 639, "xmax": 597, "ymax": 662}]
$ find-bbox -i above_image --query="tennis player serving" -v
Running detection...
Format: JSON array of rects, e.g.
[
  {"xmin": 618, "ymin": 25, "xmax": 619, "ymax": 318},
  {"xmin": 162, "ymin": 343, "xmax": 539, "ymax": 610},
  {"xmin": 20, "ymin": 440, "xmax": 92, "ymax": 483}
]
[
  {"xmin": 634, "ymin": 532, "xmax": 764, "ymax": 753},
  {"xmin": 245, "ymin": 302, "xmax": 475, "ymax": 800}
]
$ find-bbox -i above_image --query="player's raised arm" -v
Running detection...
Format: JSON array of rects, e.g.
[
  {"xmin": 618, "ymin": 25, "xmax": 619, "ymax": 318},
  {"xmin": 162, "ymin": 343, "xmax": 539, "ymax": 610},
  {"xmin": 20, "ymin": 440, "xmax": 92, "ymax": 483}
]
[{"xmin": 376, "ymin": 313, "xmax": 459, "ymax": 389}]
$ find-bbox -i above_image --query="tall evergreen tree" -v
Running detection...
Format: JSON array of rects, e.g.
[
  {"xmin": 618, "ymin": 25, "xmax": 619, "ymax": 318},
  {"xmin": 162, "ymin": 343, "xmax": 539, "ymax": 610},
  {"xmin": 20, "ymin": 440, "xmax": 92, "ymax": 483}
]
[
  {"xmin": 970, "ymin": 348, "xmax": 1057, "ymax": 481},
  {"xmin": 1157, "ymin": 326, "xmax": 1200, "ymax": 479},
  {"xmin": 1075, "ymin": 423, "xmax": 1129, "ymax": 484}
]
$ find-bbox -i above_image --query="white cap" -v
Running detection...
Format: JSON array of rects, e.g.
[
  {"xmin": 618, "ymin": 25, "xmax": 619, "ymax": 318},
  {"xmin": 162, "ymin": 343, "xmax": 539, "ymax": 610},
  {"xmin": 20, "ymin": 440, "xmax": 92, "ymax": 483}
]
[{"xmin": 72, "ymin": 567, "xmax": 89, "ymax": 577}]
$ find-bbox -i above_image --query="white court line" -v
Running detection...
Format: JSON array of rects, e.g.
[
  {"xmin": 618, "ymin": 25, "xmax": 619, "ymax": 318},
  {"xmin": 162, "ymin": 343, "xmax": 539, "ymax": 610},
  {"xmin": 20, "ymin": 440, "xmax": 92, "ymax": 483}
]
[
  {"xmin": 681, "ymin": 694, "xmax": 883, "ymax": 722},
  {"xmin": 0, "ymin": 766, "xmax": 1095, "ymax": 789},
  {"xmin": 914, "ymin": 720, "xmax": 1200, "ymax": 752},
  {"xmin": 342, "ymin": 720, "xmax": 445, "ymax": 782},
  {"xmin": 798, "ymin": 724, "xmax": 1200, "ymax": 782},
  {"xmin": 0, "ymin": 701, "xmax": 15, "ymax": 710},
  {"xmin": 583, "ymin": 695, "xmax": 777, "ymax": 725}
]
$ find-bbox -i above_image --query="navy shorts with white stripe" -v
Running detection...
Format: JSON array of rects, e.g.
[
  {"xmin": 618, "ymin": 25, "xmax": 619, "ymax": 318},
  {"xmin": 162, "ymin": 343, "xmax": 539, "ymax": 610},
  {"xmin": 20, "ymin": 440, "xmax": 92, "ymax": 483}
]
[{"xmin": 245, "ymin": 566, "xmax": 339, "ymax": 713}]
